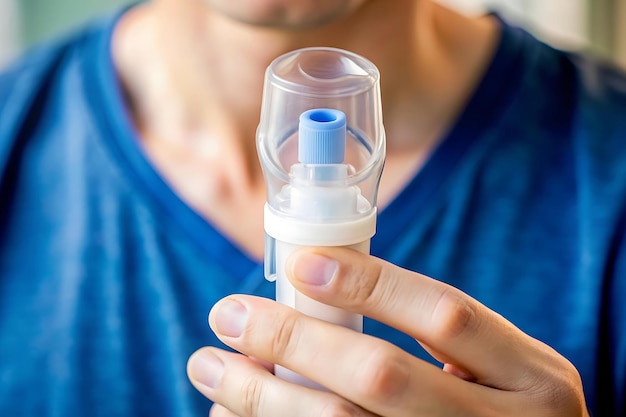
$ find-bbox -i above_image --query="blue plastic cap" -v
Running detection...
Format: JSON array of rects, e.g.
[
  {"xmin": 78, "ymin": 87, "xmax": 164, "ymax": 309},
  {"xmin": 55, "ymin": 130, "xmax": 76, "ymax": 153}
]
[{"xmin": 298, "ymin": 108, "xmax": 346, "ymax": 164}]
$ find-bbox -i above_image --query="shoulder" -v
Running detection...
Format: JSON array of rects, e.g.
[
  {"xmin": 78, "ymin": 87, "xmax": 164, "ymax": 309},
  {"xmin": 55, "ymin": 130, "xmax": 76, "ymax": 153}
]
[
  {"xmin": 568, "ymin": 52, "xmax": 626, "ymax": 104},
  {"xmin": 509, "ymin": 30, "xmax": 626, "ymax": 156},
  {"xmin": 567, "ymin": 54, "xmax": 626, "ymax": 148},
  {"xmin": 0, "ymin": 40, "xmax": 70, "ymax": 135},
  {"xmin": 0, "ymin": 15, "xmax": 113, "ymax": 175},
  {"xmin": 0, "ymin": 16, "xmax": 111, "ymax": 118},
  {"xmin": 502, "ymin": 20, "xmax": 626, "ymax": 123},
  {"xmin": 563, "ymin": 53, "xmax": 626, "ymax": 170}
]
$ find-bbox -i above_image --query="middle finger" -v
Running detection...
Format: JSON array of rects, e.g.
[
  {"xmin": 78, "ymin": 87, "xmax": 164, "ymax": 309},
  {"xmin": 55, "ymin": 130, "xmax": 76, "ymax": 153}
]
[
  {"xmin": 208, "ymin": 296, "xmax": 506, "ymax": 417},
  {"xmin": 188, "ymin": 347, "xmax": 376, "ymax": 417}
]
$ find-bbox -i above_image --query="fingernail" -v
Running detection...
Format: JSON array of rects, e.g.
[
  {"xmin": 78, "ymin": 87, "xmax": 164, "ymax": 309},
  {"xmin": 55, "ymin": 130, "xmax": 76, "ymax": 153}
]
[
  {"xmin": 188, "ymin": 350, "xmax": 224, "ymax": 389},
  {"xmin": 213, "ymin": 299, "xmax": 248, "ymax": 337},
  {"xmin": 291, "ymin": 253, "xmax": 338, "ymax": 286}
]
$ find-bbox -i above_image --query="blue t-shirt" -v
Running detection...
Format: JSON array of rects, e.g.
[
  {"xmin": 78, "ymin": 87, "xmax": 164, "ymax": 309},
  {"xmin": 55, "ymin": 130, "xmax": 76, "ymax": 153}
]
[{"xmin": 1, "ymin": 8, "xmax": 625, "ymax": 417}]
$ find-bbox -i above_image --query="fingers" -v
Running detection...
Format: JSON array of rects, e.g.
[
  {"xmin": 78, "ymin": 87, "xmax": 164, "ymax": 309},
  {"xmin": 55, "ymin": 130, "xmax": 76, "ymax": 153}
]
[
  {"xmin": 188, "ymin": 347, "xmax": 376, "ymax": 417},
  {"xmin": 208, "ymin": 296, "xmax": 504, "ymax": 417},
  {"xmin": 193, "ymin": 247, "xmax": 589, "ymax": 416},
  {"xmin": 284, "ymin": 247, "xmax": 545, "ymax": 390}
]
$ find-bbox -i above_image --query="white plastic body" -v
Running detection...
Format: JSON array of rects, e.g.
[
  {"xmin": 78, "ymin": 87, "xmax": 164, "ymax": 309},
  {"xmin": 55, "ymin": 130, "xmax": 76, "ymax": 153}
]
[
  {"xmin": 264, "ymin": 204, "xmax": 376, "ymax": 389},
  {"xmin": 275, "ymin": 239, "xmax": 369, "ymax": 388}
]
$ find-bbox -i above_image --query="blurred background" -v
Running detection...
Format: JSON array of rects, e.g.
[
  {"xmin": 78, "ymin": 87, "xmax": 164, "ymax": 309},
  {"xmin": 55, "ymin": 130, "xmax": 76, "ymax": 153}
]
[{"xmin": 0, "ymin": 0, "xmax": 625, "ymax": 68}]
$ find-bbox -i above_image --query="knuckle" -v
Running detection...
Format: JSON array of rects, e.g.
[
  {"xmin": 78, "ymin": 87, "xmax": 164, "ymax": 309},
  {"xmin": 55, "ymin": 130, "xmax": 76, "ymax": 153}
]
[
  {"xmin": 270, "ymin": 312, "xmax": 301, "ymax": 361},
  {"xmin": 239, "ymin": 374, "xmax": 264, "ymax": 417},
  {"xmin": 345, "ymin": 260, "xmax": 394, "ymax": 310},
  {"xmin": 431, "ymin": 288, "xmax": 477, "ymax": 341},
  {"xmin": 355, "ymin": 345, "xmax": 410, "ymax": 404},
  {"xmin": 531, "ymin": 359, "xmax": 587, "ymax": 415},
  {"xmin": 532, "ymin": 384, "xmax": 585, "ymax": 416}
]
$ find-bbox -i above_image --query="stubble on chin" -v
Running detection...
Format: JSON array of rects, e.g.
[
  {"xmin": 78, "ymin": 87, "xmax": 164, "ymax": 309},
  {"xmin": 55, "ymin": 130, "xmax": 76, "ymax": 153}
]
[{"xmin": 202, "ymin": 0, "xmax": 363, "ymax": 31}]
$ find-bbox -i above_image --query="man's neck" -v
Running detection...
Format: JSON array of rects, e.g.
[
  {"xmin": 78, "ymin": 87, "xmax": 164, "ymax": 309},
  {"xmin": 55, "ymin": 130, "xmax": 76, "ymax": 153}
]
[
  {"xmin": 110, "ymin": 0, "xmax": 499, "ymax": 258},
  {"xmin": 115, "ymin": 0, "xmax": 497, "ymax": 155}
]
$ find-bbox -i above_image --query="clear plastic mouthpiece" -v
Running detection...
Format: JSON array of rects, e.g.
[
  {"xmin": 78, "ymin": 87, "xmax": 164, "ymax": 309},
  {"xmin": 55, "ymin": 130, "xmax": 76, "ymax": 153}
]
[{"xmin": 257, "ymin": 47, "xmax": 386, "ymax": 222}]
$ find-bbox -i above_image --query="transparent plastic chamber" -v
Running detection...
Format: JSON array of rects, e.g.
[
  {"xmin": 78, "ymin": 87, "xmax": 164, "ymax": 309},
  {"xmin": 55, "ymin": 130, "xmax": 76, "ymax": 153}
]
[
  {"xmin": 258, "ymin": 48, "xmax": 386, "ymax": 387},
  {"xmin": 257, "ymin": 47, "xmax": 386, "ymax": 222}
]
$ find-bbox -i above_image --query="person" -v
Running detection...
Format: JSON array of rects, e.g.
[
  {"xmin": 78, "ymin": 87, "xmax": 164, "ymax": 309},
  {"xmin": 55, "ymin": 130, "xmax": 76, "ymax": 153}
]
[{"xmin": 0, "ymin": 0, "xmax": 624, "ymax": 415}]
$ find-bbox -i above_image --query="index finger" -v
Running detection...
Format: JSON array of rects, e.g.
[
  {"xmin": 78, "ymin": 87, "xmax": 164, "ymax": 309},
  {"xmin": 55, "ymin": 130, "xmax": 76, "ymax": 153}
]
[{"xmin": 286, "ymin": 247, "xmax": 552, "ymax": 390}]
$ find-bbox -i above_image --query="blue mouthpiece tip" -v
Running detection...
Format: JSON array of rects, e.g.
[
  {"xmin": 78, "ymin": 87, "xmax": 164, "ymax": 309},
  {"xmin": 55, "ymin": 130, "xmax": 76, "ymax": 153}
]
[{"xmin": 298, "ymin": 108, "xmax": 346, "ymax": 164}]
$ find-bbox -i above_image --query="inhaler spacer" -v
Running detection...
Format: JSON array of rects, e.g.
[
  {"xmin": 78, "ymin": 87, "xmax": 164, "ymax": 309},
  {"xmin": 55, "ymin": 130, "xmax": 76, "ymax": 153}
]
[{"xmin": 257, "ymin": 47, "xmax": 386, "ymax": 389}]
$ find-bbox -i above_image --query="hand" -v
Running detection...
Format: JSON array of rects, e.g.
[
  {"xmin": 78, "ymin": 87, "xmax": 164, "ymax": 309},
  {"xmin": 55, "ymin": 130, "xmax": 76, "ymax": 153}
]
[{"xmin": 187, "ymin": 247, "xmax": 589, "ymax": 416}]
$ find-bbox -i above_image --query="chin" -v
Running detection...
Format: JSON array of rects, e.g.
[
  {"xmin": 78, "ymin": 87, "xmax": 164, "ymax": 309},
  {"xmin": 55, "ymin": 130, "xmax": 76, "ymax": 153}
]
[{"xmin": 204, "ymin": 0, "xmax": 367, "ymax": 29}]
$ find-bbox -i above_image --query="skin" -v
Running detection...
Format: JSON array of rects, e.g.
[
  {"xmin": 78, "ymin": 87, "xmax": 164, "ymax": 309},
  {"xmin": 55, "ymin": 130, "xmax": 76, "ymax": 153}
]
[
  {"xmin": 200, "ymin": 0, "xmax": 367, "ymax": 29},
  {"xmin": 111, "ymin": 0, "xmax": 590, "ymax": 415},
  {"xmin": 191, "ymin": 248, "xmax": 588, "ymax": 416},
  {"xmin": 112, "ymin": 0, "xmax": 496, "ymax": 258}
]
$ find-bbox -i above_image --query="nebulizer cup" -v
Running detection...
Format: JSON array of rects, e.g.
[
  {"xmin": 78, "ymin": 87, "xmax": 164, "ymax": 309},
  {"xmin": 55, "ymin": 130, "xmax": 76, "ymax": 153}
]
[{"xmin": 257, "ymin": 47, "xmax": 386, "ymax": 389}]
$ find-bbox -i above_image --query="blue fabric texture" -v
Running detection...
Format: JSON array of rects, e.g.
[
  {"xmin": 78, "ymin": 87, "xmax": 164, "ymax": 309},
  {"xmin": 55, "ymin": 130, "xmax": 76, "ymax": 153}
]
[{"xmin": 0, "ymin": 8, "xmax": 625, "ymax": 417}]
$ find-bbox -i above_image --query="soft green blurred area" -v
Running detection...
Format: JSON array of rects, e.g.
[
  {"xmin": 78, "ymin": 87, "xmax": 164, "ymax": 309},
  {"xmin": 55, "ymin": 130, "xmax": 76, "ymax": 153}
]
[{"xmin": 20, "ymin": 0, "xmax": 129, "ymax": 47}]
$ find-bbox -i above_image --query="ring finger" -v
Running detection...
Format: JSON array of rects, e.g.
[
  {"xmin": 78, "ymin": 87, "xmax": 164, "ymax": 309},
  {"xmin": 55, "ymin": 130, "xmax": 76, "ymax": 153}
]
[{"xmin": 187, "ymin": 347, "xmax": 378, "ymax": 417}]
